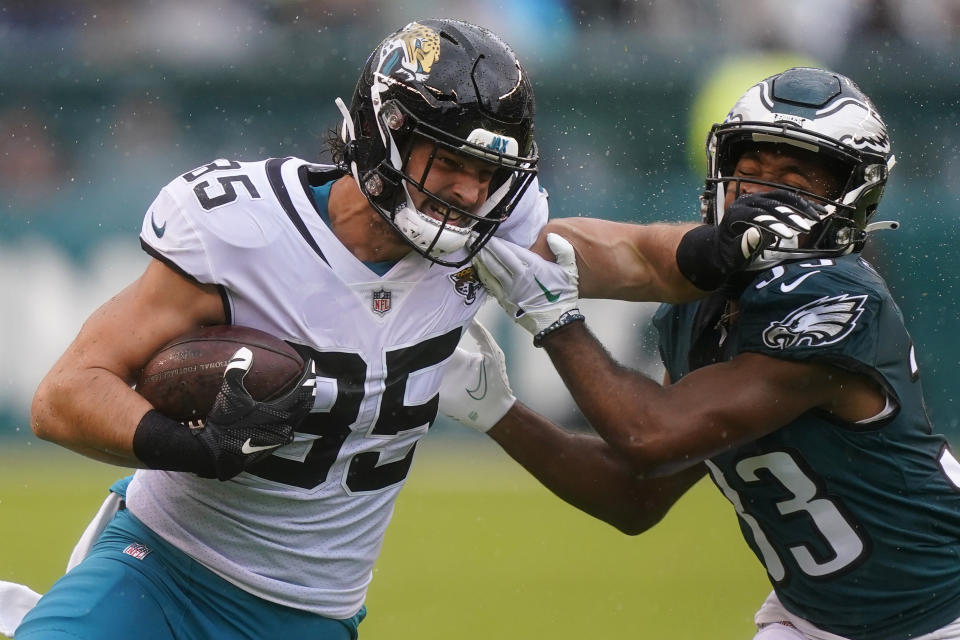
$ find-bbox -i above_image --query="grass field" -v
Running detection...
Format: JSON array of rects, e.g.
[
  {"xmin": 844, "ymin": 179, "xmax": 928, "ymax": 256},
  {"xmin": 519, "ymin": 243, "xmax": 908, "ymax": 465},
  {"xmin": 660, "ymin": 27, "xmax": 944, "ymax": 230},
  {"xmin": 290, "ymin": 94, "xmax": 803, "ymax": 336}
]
[{"xmin": 0, "ymin": 437, "xmax": 770, "ymax": 639}]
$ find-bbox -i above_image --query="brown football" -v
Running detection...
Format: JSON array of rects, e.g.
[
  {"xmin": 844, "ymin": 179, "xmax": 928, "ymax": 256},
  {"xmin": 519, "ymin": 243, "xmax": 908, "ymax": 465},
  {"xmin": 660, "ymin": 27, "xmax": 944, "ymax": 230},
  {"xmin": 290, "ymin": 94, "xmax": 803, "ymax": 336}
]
[{"xmin": 136, "ymin": 325, "xmax": 305, "ymax": 425}]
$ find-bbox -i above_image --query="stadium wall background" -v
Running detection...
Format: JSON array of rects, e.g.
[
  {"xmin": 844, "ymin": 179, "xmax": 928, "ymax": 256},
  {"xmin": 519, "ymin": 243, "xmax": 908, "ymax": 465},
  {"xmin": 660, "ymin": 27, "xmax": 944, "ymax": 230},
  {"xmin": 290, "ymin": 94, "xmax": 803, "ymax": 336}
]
[{"xmin": 1, "ymin": 24, "xmax": 958, "ymax": 441}]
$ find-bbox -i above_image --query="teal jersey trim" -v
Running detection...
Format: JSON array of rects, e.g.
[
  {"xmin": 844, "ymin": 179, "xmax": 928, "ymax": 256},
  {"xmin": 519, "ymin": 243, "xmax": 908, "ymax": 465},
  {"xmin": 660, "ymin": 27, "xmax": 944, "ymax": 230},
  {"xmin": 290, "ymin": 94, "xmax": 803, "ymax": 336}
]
[
  {"xmin": 655, "ymin": 255, "xmax": 960, "ymax": 640},
  {"xmin": 308, "ymin": 183, "xmax": 398, "ymax": 277},
  {"xmin": 308, "ymin": 182, "xmax": 334, "ymax": 226}
]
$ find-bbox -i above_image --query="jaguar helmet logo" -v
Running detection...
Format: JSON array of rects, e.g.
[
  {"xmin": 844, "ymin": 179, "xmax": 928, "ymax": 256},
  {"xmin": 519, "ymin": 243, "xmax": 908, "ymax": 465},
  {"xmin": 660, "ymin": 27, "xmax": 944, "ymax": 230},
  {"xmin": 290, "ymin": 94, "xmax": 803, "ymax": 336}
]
[
  {"xmin": 762, "ymin": 294, "xmax": 868, "ymax": 349},
  {"xmin": 378, "ymin": 22, "xmax": 441, "ymax": 82}
]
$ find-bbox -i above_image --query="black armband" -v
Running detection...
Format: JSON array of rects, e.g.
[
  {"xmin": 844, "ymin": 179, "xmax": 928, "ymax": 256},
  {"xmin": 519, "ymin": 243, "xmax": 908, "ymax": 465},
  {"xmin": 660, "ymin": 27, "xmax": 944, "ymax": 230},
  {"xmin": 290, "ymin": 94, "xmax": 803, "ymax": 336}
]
[
  {"xmin": 676, "ymin": 225, "xmax": 724, "ymax": 291},
  {"xmin": 133, "ymin": 410, "xmax": 216, "ymax": 478},
  {"xmin": 533, "ymin": 310, "xmax": 586, "ymax": 348}
]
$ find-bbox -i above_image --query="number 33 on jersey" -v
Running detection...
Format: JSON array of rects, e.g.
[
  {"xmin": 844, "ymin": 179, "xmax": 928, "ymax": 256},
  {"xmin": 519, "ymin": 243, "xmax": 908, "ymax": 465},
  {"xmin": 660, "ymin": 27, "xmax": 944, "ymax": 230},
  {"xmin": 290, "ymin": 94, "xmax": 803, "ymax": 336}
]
[{"xmin": 656, "ymin": 255, "xmax": 960, "ymax": 637}]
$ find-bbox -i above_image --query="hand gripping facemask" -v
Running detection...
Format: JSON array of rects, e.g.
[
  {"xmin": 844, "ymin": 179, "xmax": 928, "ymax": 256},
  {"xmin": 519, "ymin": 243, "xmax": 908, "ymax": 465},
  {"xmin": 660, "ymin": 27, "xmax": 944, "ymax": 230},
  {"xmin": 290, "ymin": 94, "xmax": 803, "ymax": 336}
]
[{"xmin": 701, "ymin": 67, "xmax": 897, "ymax": 270}]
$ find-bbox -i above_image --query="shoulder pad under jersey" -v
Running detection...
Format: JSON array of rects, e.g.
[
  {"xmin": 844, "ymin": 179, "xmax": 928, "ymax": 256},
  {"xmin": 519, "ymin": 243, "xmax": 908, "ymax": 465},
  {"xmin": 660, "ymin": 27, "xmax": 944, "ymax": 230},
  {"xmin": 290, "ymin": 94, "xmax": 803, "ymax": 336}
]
[
  {"xmin": 494, "ymin": 176, "xmax": 548, "ymax": 249},
  {"xmin": 737, "ymin": 256, "xmax": 892, "ymax": 365}
]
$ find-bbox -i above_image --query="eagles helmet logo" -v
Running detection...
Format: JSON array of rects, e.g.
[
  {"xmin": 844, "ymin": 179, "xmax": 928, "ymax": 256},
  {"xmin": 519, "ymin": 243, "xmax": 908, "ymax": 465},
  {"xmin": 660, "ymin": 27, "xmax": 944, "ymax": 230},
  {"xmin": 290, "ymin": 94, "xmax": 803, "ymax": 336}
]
[
  {"xmin": 762, "ymin": 294, "xmax": 868, "ymax": 349},
  {"xmin": 728, "ymin": 76, "xmax": 891, "ymax": 158},
  {"xmin": 449, "ymin": 266, "xmax": 482, "ymax": 305}
]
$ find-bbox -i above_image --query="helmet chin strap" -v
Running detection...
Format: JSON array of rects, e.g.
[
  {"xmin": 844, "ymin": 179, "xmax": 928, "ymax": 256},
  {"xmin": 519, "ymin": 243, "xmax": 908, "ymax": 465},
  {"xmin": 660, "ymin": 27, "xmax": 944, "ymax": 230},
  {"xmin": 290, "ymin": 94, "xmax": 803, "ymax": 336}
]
[
  {"xmin": 336, "ymin": 96, "xmax": 476, "ymax": 258},
  {"xmin": 400, "ymin": 173, "xmax": 519, "ymax": 256},
  {"xmin": 395, "ymin": 208, "xmax": 475, "ymax": 255}
]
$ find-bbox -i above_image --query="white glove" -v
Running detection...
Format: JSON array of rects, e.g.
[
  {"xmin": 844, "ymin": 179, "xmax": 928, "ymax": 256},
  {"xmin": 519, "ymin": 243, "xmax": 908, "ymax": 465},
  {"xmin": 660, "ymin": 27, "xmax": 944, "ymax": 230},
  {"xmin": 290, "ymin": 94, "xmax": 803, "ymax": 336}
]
[
  {"xmin": 439, "ymin": 321, "xmax": 516, "ymax": 433},
  {"xmin": 473, "ymin": 233, "xmax": 582, "ymax": 345}
]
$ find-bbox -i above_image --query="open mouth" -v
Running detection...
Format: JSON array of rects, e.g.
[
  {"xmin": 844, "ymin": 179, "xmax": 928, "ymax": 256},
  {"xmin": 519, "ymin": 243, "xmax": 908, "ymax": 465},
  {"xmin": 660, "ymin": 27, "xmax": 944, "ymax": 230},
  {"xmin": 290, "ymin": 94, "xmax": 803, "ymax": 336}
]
[{"xmin": 422, "ymin": 199, "xmax": 469, "ymax": 227}]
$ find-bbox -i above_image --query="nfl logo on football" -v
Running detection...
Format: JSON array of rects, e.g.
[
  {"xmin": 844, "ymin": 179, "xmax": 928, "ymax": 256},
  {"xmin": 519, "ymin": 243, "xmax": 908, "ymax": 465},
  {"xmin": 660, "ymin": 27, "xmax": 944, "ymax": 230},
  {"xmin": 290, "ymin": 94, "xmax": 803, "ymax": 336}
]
[{"xmin": 372, "ymin": 288, "xmax": 392, "ymax": 316}]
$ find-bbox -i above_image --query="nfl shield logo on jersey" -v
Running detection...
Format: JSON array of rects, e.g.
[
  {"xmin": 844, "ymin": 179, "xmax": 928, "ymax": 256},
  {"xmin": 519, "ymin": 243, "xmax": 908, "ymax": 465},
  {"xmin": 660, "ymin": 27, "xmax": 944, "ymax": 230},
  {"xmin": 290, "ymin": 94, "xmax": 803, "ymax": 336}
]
[{"xmin": 372, "ymin": 288, "xmax": 392, "ymax": 316}]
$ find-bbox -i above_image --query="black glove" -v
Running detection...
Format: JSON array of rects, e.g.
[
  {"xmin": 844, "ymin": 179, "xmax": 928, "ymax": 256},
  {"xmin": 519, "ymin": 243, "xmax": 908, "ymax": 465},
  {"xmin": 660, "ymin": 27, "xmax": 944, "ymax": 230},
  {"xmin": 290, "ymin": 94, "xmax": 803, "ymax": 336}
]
[
  {"xmin": 194, "ymin": 347, "xmax": 316, "ymax": 480},
  {"xmin": 676, "ymin": 190, "xmax": 828, "ymax": 291}
]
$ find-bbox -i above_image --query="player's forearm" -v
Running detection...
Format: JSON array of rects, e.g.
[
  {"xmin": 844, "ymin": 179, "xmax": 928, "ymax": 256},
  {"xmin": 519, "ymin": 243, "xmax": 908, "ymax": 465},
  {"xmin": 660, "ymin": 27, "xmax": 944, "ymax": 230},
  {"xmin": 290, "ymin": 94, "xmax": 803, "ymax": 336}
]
[
  {"xmin": 31, "ymin": 362, "xmax": 150, "ymax": 467},
  {"xmin": 532, "ymin": 219, "xmax": 705, "ymax": 303},
  {"xmin": 598, "ymin": 222, "xmax": 706, "ymax": 304},
  {"xmin": 489, "ymin": 402, "xmax": 687, "ymax": 534},
  {"xmin": 540, "ymin": 322, "xmax": 692, "ymax": 477}
]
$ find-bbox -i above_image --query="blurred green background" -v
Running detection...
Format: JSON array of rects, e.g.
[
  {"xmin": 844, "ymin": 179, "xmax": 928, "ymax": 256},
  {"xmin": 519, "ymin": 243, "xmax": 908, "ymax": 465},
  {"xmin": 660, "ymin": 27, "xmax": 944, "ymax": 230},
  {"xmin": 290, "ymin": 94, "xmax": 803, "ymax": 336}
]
[{"xmin": 1, "ymin": 1, "xmax": 959, "ymax": 637}]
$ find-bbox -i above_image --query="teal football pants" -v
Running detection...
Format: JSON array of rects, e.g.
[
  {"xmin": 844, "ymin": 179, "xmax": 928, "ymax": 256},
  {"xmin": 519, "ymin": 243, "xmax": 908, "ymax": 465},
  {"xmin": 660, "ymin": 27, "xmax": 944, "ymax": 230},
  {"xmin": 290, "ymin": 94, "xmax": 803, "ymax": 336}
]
[{"xmin": 16, "ymin": 508, "xmax": 365, "ymax": 640}]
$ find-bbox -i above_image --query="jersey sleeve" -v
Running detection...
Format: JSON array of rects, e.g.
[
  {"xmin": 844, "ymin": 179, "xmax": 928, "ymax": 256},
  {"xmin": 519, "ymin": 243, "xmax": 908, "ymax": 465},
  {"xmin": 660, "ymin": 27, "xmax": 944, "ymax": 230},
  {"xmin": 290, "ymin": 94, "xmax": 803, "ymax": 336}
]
[
  {"xmin": 736, "ymin": 261, "xmax": 888, "ymax": 374},
  {"xmin": 138, "ymin": 159, "xmax": 287, "ymax": 286},
  {"xmin": 494, "ymin": 176, "xmax": 548, "ymax": 248},
  {"xmin": 139, "ymin": 181, "xmax": 217, "ymax": 283}
]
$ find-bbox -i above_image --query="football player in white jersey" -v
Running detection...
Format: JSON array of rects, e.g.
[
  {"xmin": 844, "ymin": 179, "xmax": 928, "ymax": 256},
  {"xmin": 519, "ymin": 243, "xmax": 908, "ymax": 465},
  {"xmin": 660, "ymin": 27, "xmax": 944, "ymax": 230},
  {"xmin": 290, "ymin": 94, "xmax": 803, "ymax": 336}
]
[{"xmin": 13, "ymin": 20, "xmax": 824, "ymax": 640}]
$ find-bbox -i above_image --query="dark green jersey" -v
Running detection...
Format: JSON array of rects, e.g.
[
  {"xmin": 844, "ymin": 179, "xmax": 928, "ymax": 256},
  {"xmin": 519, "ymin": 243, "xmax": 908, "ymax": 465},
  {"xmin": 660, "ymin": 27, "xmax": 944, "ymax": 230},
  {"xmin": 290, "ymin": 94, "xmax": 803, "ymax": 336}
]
[{"xmin": 654, "ymin": 255, "xmax": 960, "ymax": 640}]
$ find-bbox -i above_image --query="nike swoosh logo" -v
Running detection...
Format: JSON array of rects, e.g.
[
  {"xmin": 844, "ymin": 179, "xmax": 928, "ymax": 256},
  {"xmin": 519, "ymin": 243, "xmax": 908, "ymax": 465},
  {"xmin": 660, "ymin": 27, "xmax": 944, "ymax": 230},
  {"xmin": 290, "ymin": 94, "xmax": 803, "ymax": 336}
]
[
  {"xmin": 241, "ymin": 439, "xmax": 282, "ymax": 455},
  {"xmin": 150, "ymin": 211, "xmax": 167, "ymax": 238},
  {"xmin": 780, "ymin": 271, "xmax": 820, "ymax": 293},
  {"xmin": 225, "ymin": 348, "xmax": 253, "ymax": 373},
  {"xmin": 466, "ymin": 359, "xmax": 488, "ymax": 400},
  {"xmin": 534, "ymin": 276, "xmax": 560, "ymax": 303}
]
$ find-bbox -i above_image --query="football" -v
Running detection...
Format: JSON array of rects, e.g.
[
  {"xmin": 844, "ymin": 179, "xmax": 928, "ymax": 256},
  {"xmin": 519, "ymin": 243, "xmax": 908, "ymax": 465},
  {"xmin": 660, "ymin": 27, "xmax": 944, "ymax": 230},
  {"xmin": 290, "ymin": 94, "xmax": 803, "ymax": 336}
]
[{"xmin": 136, "ymin": 325, "xmax": 305, "ymax": 425}]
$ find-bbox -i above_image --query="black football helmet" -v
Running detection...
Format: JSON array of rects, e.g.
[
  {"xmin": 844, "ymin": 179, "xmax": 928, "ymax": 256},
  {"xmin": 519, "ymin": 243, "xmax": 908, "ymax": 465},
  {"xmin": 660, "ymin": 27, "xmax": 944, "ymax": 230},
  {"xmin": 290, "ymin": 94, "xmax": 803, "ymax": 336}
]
[
  {"xmin": 336, "ymin": 19, "xmax": 538, "ymax": 267},
  {"xmin": 702, "ymin": 67, "xmax": 896, "ymax": 268}
]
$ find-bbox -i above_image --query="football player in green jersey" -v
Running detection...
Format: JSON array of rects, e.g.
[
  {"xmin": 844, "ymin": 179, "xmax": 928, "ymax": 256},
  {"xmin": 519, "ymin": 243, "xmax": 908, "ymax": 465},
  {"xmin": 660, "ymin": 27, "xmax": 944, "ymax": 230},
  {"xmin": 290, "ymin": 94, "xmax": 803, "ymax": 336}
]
[{"xmin": 442, "ymin": 67, "xmax": 960, "ymax": 639}]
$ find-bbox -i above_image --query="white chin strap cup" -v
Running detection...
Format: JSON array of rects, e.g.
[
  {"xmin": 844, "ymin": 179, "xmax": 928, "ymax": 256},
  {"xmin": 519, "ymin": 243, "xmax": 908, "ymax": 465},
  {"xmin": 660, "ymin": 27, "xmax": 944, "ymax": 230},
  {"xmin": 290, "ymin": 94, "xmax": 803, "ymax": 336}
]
[{"xmin": 394, "ymin": 207, "xmax": 474, "ymax": 256}]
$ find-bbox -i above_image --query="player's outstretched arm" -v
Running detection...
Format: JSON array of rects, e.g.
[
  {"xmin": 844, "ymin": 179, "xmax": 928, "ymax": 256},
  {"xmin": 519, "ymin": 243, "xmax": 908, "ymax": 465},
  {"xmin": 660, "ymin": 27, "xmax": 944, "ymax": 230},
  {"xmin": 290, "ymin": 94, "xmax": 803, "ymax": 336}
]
[
  {"xmin": 30, "ymin": 259, "xmax": 225, "ymax": 467},
  {"xmin": 490, "ymin": 403, "xmax": 707, "ymax": 534},
  {"xmin": 539, "ymin": 321, "xmax": 884, "ymax": 477},
  {"xmin": 440, "ymin": 321, "xmax": 703, "ymax": 534},
  {"xmin": 475, "ymin": 237, "xmax": 886, "ymax": 477},
  {"xmin": 529, "ymin": 191, "xmax": 826, "ymax": 302},
  {"xmin": 529, "ymin": 218, "xmax": 701, "ymax": 303}
]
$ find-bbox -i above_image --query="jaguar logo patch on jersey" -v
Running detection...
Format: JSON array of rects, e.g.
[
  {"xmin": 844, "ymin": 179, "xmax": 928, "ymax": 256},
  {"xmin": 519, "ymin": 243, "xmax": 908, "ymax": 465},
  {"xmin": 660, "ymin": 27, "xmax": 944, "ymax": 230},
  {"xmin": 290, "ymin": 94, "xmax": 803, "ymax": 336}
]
[
  {"xmin": 762, "ymin": 294, "xmax": 868, "ymax": 349},
  {"xmin": 372, "ymin": 288, "xmax": 392, "ymax": 316},
  {"xmin": 449, "ymin": 266, "xmax": 481, "ymax": 305}
]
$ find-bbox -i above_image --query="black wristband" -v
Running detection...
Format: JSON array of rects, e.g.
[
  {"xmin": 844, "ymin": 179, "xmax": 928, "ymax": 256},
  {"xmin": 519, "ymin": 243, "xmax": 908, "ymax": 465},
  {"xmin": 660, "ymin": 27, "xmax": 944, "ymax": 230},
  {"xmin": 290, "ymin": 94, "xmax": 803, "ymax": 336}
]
[
  {"xmin": 676, "ymin": 225, "xmax": 723, "ymax": 291},
  {"xmin": 533, "ymin": 309, "xmax": 586, "ymax": 347},
  {"xmin": 133, "ymin": 410, "xmax": 216, "ymax": 478}
]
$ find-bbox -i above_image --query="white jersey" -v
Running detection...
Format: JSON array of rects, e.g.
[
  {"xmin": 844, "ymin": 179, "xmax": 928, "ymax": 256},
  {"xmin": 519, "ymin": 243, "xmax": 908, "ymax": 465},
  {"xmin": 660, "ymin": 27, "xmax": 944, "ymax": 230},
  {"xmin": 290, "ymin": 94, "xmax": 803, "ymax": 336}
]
[{"xmin": 128, "ymin": 157, "xmax": 547, "ymax": 618}]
